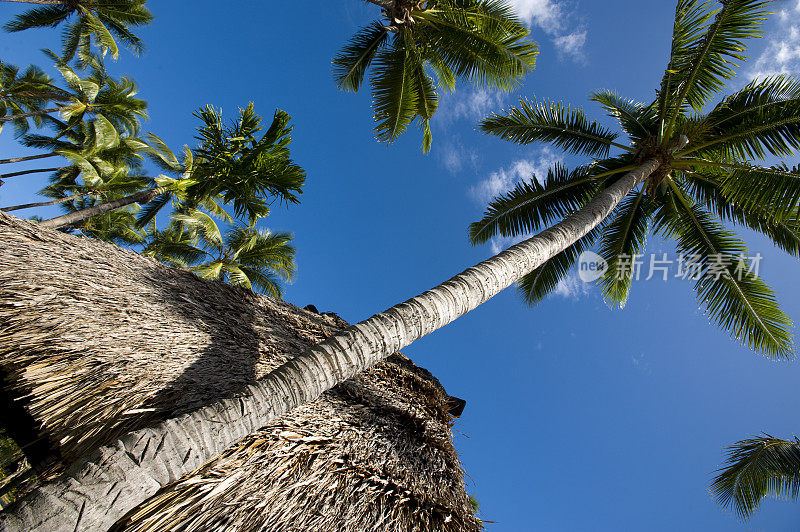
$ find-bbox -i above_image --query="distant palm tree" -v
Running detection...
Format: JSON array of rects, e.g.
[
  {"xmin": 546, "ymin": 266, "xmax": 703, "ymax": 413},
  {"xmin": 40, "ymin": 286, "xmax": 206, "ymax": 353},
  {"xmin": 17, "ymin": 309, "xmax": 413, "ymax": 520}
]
[
  {"xmin": 0, "ymin": 61, "xmax": 67, "ymax": 138},
  {"xmin": 334, "ymin": 0, "xmax": 538, "ymax": 151},
  {"xmin": 0, "ymin": 53, "xmax": 147, "ymax": 136},
  {"xmin": 711, "ymin": 434, "xmax": 800, "ymax": 520},
  {"xmin": 2, "ymin": 0, "xmax": 153, "ymax": 62},
  {"xmin": 144, "ymin": 209, "xmax": 296, "ymax": 297},
  {"xmin": 37, "ymin": 104, "xmax": 306, "ymax": 230},
  {"xmin": 2, "ymin": 97, "xmax": 150, "ymax": 241}
]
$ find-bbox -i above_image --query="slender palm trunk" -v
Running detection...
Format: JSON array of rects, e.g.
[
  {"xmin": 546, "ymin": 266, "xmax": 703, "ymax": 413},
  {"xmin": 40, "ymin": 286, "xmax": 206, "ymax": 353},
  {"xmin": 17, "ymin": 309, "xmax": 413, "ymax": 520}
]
[
  {"xmin": 0, "ymin": 167, "xmax": 65, "ymax": 179},
  {"xmin": 38, "ymin": 187, "xmax": 161, "ymax": 229},
  {"xmin": 0, "ymin": 107, "xmax": 66, "ymax": 123},
  {"xmin": 0, "ymin": 153, "xmax": 59, "ymax": 165},
  {"xmin": 2, "ymin": 193, "xmax": 86, "ymax": 212},
  {"xmin": 0, "ymin": 0, "xmax": 65, "ymax": 4},
  {"xmin": 1, "ymin": 159, "xmax": 660, "ymax": 532}
]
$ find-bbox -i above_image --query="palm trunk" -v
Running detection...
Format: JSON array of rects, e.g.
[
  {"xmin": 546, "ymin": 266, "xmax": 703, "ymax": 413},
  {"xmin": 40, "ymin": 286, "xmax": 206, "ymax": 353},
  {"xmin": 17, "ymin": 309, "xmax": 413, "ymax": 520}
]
[
  {"xmin": 0, "ymin": 158, "xmax": 660, "ymax": 532},
  {"xmin": 0, "ymin": 0, "xmax": 65, "ymax": 4},
  {"xmin": 0, "ymin": 167, "xmax": 65, "ymax": 179},
  {"xmin": 38, "ymin": 188, "xmax": 161, "ymax": 229},
  {"xmin": 0, "ymin": 153, "xmax": 59, "ymax": 165},
  {"xmin": 0, "ymin": 107, "xmax": 66, "ymax": 123},
  {"xmin": 2, "ymin": 193, "xmax": 86, "ymax": 212}
]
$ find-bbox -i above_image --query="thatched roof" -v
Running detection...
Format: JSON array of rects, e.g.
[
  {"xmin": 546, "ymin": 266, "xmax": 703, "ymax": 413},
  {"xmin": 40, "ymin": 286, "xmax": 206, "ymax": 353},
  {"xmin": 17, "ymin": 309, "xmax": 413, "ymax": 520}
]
[{"xmin": 0, "ymin": 212, "xmax": 481, "ymax": 530}]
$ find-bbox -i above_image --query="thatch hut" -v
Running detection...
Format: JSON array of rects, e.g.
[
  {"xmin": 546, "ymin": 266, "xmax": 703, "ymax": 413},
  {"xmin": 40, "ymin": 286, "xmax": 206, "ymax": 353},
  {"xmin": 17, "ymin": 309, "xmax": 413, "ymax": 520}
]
[{"xmin": 0, "ymin": 212, "xmax": 481, "ymax": 531}]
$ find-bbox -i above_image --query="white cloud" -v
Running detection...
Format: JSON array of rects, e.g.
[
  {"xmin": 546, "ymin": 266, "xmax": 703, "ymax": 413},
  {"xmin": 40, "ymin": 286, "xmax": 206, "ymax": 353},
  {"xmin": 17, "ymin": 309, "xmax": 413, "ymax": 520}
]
[
  {"xmin": 509, "ymin": 0, "xmax": 565, "ymax": 32},
  {"xmin": 747, "ymin": 2, "xmax": 800, "ymax": 78},
  {"xmin": 437, "ymin": 88, "xmax": 506, "ymax": 124},
  {"xmin": 469, "ymin": 147, "xmax": 560, "ymax": 204},
  {"xmin": 508, "ymin": 0, "xmax": 586, "ymax": 61},
  {"xmin": 552, "ymin": 274, "xmax": 591, "ymax": 299},
  {"xmin": 554, "ymin": 31, "xmax": 587, "ymax": 61},
  {"xmin": 439, "ymin": 139, "xmax": 478, "ymax": 174},
  {"xmin": 470, "ymin": 147, "xmax": 562, "ymax": 253}
]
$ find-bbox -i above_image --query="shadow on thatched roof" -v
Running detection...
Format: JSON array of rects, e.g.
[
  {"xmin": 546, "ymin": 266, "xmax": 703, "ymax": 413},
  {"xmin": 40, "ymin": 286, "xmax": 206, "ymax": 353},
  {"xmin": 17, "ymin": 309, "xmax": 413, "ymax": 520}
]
[{"xmin": 0, "ymin": 212, "xmax": 481, "ymax": 530}]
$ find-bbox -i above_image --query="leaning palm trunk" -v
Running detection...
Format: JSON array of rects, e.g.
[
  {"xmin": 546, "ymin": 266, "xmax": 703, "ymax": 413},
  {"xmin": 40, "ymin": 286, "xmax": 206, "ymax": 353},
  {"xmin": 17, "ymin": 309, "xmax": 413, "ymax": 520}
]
[
  {"xmin": 38, "ymin": 187, "xmax": 162, "ymax": 229},
  {"xmin": 0, "ymin": 153, "xmax": 59, "ymax": 165},
  {"xmin": 1, "ymin": 159, "xmax": 659, "ymax": 531},
  {"xmin": 2, "ymin": 193, "xmax": 87, "ymax": 212},
  {"xmin": 0, "ymin": 0, "xmax": 64, "ymax": 4},
  {"xmin": 0, "ymin": 107, "xmax": 66, "ymax": 124}
]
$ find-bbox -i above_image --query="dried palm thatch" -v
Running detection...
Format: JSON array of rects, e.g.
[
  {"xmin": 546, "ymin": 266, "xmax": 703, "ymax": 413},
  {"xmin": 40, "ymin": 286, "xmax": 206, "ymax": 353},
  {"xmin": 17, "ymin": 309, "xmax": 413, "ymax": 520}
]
[{"xmin": 0, "ymin": 211, "xmax": 481, "ymax": 530}]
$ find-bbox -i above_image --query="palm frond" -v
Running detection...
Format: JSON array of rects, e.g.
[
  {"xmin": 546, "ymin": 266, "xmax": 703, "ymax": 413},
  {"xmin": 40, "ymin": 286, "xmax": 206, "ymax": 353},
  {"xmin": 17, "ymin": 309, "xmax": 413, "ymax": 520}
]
[
  {"xmin": 683, "ymin": 169, "xmax": 800, "ymax": 257},
  {"xmin": 687, "ymin": 76, "xmax": 800, "ymax": 161},
  {"xmin": 468, "ymin": 163, "xmax": 601, "ymax": 244},
  {"xmin": 663, "ymin": 0, "xmax": 770, "ymax": 130},
  {"xmin": 711, "ymin": 435, "xmax": 800, "ymax": 520},
  {"xmin": 517, "ymin": 224, "xmax": 603, "ymax": 306},
  {"xmin": 590, "ymin": 90, "xmax": 656, "ymax": 143},
  {"xmin": 371, "ymin": 35, "xmax": 418, "ymax": 144},
  {"xmin": 719, "ymin": 162, "xmax": 800, "ymax": 222},
  {"xmin": 3, "ymin": 5, "xmax": 70, "ymax": 32},
  {"xmin": 598, "ymin": 188, "xmax": 656, "ymax": 308},
  {"xmin": 333, "ymin": 21, "xmax": 390, "ymax": 92},
  {"xmin": 654, "ymin": 184, "xmax": 794, "ymax": 359},
  {"xmin": 481, "ymin": 98, "xmax": 623, "ymax": 157}
]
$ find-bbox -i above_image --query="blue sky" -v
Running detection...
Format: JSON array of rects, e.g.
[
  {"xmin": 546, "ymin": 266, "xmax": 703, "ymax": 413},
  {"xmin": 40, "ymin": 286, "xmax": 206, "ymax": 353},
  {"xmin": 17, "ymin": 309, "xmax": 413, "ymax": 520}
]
[{"xmin": 2, "ymin": 0, "xmax": 800, "ymax": 529}]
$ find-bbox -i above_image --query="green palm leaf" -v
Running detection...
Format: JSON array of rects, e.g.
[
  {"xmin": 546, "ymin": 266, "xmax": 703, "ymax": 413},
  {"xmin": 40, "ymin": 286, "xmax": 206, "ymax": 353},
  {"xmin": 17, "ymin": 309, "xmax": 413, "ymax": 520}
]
[
  {"xmin": 655, "ymin": 184, "xmax": 794, "ymax": 359},
  {"xmin": 468, "ymin": 163, "xmax": 601, "ymax": 244},
  {"xmin": 371, "ymin": 35, "xmax": 418, "ymax": 144},
  {"xmin": 590, "ymin": 90, "xmax": 656, "ymax": 143},
  {"xmin": 333, "ymin": 21, "xmax": 390, "ymax": 92},
  {"xmin": 518, "ymin": 224, "xmax": 603, "ymax": 306},
  {"xmin": 663, "ymin": 0, "xmax": 770, "ymax": 131},
  {"xmin": 481, "ymin": 98, "xmax": 624, "ymax": 157},
  {"xmin": 684, "ymin": 169, "xmax": 800, "ymax": 257},
  {"xmin": 598, "ymin": 189, "xmax": 656, "ymax": 308},
  {"xmin": 711, "ymin": 435, "xmax": 800, "ymax": 520}
]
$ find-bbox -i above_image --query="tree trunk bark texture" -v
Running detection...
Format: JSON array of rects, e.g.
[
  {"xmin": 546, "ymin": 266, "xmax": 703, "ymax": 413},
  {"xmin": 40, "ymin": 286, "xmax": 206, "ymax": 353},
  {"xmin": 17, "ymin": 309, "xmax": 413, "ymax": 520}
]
[
  {"xmin": 38, "ymin": 188, "xmax": 161, "ymax": 229},
  {"xmin": 0, "ymin": 159, "xmax": 659, "ymax": 531}
]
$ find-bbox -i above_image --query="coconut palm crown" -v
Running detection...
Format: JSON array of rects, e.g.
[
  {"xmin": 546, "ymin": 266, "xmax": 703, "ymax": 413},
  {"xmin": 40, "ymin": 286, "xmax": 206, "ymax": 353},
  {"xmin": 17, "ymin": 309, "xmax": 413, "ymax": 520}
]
[
  {"xmin": 144, "ymin": 209, "xmax": 296, "ymax": 298},
  {"xmin": 710, "ymin": 434, "xmax": 800, "ymax": 520},
  {"xmin": 2, "ymin": 0, "xmax": 153, "ymax": 62},
  {"xmin": 471, "ymin": 0, "xmax": 799, "ymax": 359},
  {"xmin": 334, "ymin": 0, "xmax": 538, "ymax": 152}
]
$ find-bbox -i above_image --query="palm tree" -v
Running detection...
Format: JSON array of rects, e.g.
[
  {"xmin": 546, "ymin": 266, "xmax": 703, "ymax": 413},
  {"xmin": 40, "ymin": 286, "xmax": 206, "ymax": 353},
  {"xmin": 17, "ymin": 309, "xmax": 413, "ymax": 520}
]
[
  {"xmin": 0, "ymin": 53, "xmax": 147, "ymax": 137},
  {"xmin": 4, "ymin": 1, "xmax": 800, "ymax": 530},
  {"xmin": 2, "ymin": 0, "xmax": 153, "ymax": 62},
  {"xmin": 1, "ymin": 111, "xmax": 151, "ymax": 240},
  {"xmin": 711, "ymin": 434, "xmax": 800, "ymax": 520},
  {"xmin": 334, "ymin": 0, "xmax": 538, "ymax": 151},
  {"xmin": 37, "ymin": 104, "xmax": 306, "ymax": 230},
  {"xmin": 144, "ymin": 209, "xmax": 296, "ymax": 297}
]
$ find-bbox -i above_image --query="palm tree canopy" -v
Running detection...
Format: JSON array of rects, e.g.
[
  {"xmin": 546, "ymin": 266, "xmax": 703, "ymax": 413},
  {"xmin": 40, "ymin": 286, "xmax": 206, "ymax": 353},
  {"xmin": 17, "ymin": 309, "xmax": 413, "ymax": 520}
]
[
  {"xmin": 334, "ymin": 0, "xmax": 538, "ymax": 152},
  {"xmin": 187, "ymin": 104, "xmax": 306, "ymax": 224},
  {"xmin": 3, "ymin": 0, "xmax": 153, "ymax": 62},
  {"xmin": 711, "ymin": 435, "xmax": 800, "ymax": 520},
  {"xmin": 0, "ymin": 61, "xmax": 68, "ymax": 136},
  {"xmin": 144, "ymin": 209, "xmax": 297, "ymax": 298},
  {"xmin": 471, "ymin": 0, "xmax": 798, "ymax": 359}
]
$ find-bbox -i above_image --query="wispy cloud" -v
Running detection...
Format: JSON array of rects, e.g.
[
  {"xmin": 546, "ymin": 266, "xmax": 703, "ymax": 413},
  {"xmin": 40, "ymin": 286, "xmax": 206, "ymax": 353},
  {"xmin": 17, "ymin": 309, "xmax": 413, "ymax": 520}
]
[
  {"xmin": 469, "ymin": 147, "xmax": 561, "ymax": 205},
  {"xmin": 439, "ymin": 138, "xmax": 478, "ymax": 175},
  {"xmin": 552, "ymin": 274, "xmax": 590, "ymax": 300},
  {"xmin": 747, "ymin": 2, "xmax": 800, "ymax": 79},
  {"xmin": 437, "ymin": 88, "xmax": 507, "ymax": 125},
  {"xmin": 470, "ymin": 147, "xmax": 561, "ymax": 253},
  {"xmin": 507, "ymin": 0, "xmax": 587, "ymax": 61}
]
